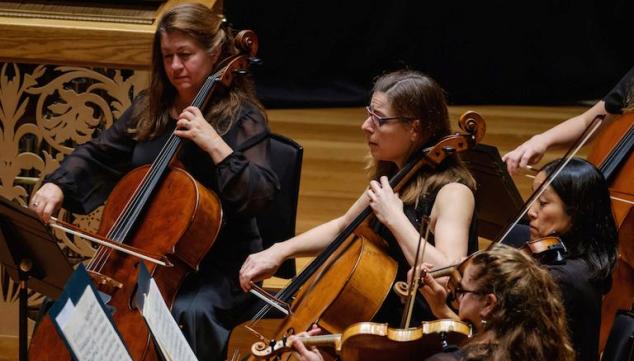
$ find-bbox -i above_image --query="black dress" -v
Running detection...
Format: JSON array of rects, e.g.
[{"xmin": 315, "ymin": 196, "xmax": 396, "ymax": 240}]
[
  {"xmin": 45, "ymin": 97, "xmax": 279, "ymax": 361},
  {"xmin": 372, "ymin": 189, "xmax": 478, "ymax": 326},
  {"xmin": 499, "ymin": 224, "xmax": 604, "ymax": 361},
  {"xmin": 547, "ymin": 259, "xmax": 604, "ymax": 361}
]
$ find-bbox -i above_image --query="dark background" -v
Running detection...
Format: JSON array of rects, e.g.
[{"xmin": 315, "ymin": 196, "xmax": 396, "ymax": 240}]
[{"xmin": 225, "ymin": 1, "xmax": 632, "ymax": 108}]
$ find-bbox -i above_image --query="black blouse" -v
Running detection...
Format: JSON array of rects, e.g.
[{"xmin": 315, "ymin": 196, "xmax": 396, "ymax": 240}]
[
  {"xmin": 603, "ymin": 66, "xmax": 634, "ymax": 114},
  {"xmin": 45, "ymin": 98, "xmax": 279, "ymax": 268},
  {"xmin": 547, "ymin": 258, "xmax": 603, "ymax": 361}
]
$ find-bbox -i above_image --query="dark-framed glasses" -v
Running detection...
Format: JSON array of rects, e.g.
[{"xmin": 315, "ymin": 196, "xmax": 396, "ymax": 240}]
[
  {"xmin": 454, "ymin": 284, "xmax": 485, "ymax": 300},
  {"xmin": 365, "ymin": 106, "xmax": 415, "ymax": 127}
]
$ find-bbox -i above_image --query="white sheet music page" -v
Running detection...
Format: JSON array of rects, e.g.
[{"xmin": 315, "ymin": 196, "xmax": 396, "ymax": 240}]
[
  {"xmin": 142, "ymin": 277, "xmax": 198, "ymax": 361},
  {"xmin": 57, "ymin": 288, "xmax": 132, "ymax": 361}
]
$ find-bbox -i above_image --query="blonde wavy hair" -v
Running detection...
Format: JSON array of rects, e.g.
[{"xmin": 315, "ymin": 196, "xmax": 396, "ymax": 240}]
[
  {"xmin": 366, "ymin": 70, "xmax": 475, "ymax": 204},
  {"xmin": 461, "ymin": 244, "xmax": 575, "ymax": 361}
]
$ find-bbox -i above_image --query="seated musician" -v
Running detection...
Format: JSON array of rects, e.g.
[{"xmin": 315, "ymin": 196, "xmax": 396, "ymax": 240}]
[
  {"xmin": 482, "ymin": 157, "xmax": 616, "ymax": 361},
  {"xmin": 29, "ymin": 3, "xmax": 278, "ymax": 360},
  {"xmin": 517, "ymin": 157, "xmax": 618, "ymax": 361},
  {"xmin": 502, "ymin": 65, "xmax": 633, "ymax": 175},
  {"xmin": 239, "ymin": 69, "xmax": 478, "ymax": 324},
  {"xmin": 287, "ymin": 244, "xmax": 576, "ymax": 361}
]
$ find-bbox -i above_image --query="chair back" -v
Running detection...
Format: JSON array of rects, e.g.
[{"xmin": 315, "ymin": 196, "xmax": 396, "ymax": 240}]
[{"xmin": 257, "ymin": 133, "xmax": 303, "ymax": 279}]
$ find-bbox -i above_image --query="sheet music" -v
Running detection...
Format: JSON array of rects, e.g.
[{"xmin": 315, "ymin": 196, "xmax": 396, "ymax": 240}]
[
  {"xmin": 142, "ymin": 277, "xmax": 198, "ymax": 361},
  {"xmin": 56, "ymin": 287, "xmax": 132, "ymax": 361}
]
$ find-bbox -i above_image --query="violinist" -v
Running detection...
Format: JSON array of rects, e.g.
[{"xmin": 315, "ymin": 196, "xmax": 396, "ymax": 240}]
[
  {"xmin": 239, "ymin": 70, "xmax": 478, "ymax": 324},
  {"xmin": 420, "ymin": 244, "xmax": 575, "ymax": 361},
  {"xmin": 503, "ymin": 65, "xmax": 633, "ymax": 175},
  {"xmin": 29, "ymin": 3, "xmax": 278, "ymax": 360},
  {"xmin": 285, "ymin": 245, "xmax": 575, "ymax": 361},
  {"xmin": 517, "ymin": 157, "xmax": 618, "ymax": 361}
]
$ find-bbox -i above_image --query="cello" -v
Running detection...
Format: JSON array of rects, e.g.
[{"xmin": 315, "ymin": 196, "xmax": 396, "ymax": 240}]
[
  {"xmin": 28, "ymin": 30, "xmax": 259, "ymax": 361},
  {"xmin": 228, "ymin": 111, "xmax": 486, "ymax": 360},
  {"xmin": 586, "ymin": 112, "xmax": 634, "ymax": 350}
]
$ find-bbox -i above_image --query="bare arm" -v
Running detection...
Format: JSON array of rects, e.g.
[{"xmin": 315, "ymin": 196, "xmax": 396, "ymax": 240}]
[
  {"xmin": 239, "ymin": 192, "xmax": 369, "ymax": 291},
  {"xmin": 371, "ymin": 179, "xmax": 474, "ymax": 268},
  {"xmin": 502, "ymin": 101, "xmax": 615, "ymax": 175}
]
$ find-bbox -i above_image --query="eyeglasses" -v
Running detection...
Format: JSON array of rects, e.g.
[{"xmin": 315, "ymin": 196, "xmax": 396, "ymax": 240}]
[
  {"xmin": 365, "ymin": 106, "xmax": 415, "ymax": 127},
  {"xmin": 454, "ymin": 284, "xmax": 485, "ymax": 300}
]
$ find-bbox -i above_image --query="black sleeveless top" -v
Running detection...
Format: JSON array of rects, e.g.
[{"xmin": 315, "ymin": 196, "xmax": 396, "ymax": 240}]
[{"xmin": 371, "ymin": 187, "xmax": 478, "ymax": 325}]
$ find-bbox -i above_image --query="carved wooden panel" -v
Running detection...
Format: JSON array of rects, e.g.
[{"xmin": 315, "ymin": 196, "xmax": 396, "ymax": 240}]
[{"xmin": 0, "ymin": 62, "xmax": 148, "ymax": 304}]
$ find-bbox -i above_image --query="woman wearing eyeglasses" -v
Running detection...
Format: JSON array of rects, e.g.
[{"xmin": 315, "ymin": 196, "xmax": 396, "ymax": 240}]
[
  {"xmin": 418, "ymin": 244, "xmax": 576, "ymax": 361},
  {"xmin": 285, "ymin": 244, "xmax": 575, "ymax": 361},
  {"xmin": 239, "ymin": 69, "xmax": 477, "ymax": 324},
  {"xmin": 424, "ymin": 158, "xmax": 617, "ymax": 361}
]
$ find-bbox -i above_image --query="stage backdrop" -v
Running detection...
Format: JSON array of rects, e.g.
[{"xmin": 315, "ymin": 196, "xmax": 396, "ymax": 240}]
[{"xmin": 226, "ymin": 0, "xmax": 633, "ymax": 107}]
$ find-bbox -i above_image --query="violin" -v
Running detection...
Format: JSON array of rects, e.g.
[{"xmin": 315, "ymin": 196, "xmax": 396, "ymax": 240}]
[
  {"xmin": 28, "ymin": 30, "xmax": 259, "ymax": 361},
  {"xmin": 520, "ymin": 235, "xmax": 567, "ymax": 265},
  {"xmin": 393, "ymin": 235, "xmax": 568, "ymax": 302},
  {"xmin": 250, "ymin": 319, "xmax": 472, "ymax": 361}
]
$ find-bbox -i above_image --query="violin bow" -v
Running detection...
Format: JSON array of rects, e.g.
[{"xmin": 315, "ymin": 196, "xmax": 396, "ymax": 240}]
[
  {"xmin": 496, "ymin": 114, "xmax": 604, "ymax": 244},
  {"xmin": 400, "ymin": 214, "xmax": 431, "ymax": 328},
  {"xmin": 414, "ymin": 114, "xmax": 605, "ymax": 279}
]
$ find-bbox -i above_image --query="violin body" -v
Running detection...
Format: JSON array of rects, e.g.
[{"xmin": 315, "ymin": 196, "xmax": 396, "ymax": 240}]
[
  {"xmin": 28, "ymin": 165, "xmax": 222, "ymax": 360},
  {"xmin": 587, "ymin": 112, "xmax": 634, "ymax": 350},
  {"xmin": 251, "ymin": 319, "xmax": 472, "ymax": 361}
]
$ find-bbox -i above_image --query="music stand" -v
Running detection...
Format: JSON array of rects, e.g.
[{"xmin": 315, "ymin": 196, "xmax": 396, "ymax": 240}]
[
  {"xmin": 0, "ymin": 196, "xmax": 74, "ymax": 361},
  {"xmin": 460, "ymin": 144, "xmax": 524, "ymax": 241}
]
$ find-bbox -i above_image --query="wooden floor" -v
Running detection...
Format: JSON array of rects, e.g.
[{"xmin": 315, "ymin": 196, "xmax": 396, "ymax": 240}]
[
  {"xmin": 266, "ymin": 104, "xmax": 589, "ymax": 284},
  {"xmin": 1, "ymin": 104, "xmax": 589, "ymax": 359}
]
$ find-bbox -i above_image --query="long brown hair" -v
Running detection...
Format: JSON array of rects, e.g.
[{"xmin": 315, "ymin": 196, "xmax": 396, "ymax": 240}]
[
  {"xmin": 462, "ymin": 244, "xmax": 575, "ymax": 361},
  {"xmin": 130, "ymin": 2, "xmax": 265, "ymax": 141},
  {"xmin": 366, "ymin": 70, "xmax": 475, "ymax": 204}
]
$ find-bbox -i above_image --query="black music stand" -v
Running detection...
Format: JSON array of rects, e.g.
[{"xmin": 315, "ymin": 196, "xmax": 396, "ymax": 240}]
[
  {"xmin": 460, "ymin": 144, "xmax": 524, "ymax": 240},
  {"xmin": 0, "ymin": 196, "xmax": 73, "ymax": 361}
]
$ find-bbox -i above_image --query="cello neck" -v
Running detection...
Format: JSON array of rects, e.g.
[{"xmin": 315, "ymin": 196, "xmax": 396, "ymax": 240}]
[
  {"xmin": 273, "ymin": 113, "xmax": 485, "ymax": 305},
  {"xmin": 599, "ymin": 122, "xmax": 634, "ymax": 182},
  {"xmin": 103, "ymin": 73, "xmax": 222, "ymax": 244}
]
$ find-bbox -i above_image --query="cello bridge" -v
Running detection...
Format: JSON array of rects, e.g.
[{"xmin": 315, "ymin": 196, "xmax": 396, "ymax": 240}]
[{"xmin": 88, "ymin": 270, "xmax": 123, "ymax": 291}]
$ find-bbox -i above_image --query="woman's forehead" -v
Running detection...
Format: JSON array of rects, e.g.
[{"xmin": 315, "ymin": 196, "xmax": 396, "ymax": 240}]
[{"xmin": 531, "ymin": 172, "xmax": 557, "ymax": 196}]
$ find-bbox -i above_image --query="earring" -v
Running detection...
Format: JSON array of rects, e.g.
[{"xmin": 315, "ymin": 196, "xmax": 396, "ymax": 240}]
[{"xmin": 481, "ymin": 319, "xmax": 487, "ymax": 327}]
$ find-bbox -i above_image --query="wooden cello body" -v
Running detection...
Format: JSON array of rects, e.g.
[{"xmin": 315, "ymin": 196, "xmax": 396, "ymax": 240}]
[
  {"xmin": 28, "ymin": 30, "xmax": 259, "ymax": 361},
  {"xmin": 28, "ymin": 167, "xmax": 222, "ymax": 361},
  {"xmin": 228, "ymin": 111, "xmax": 485, "ymax": 360},
  {"xmin": 586, "ymin": 112, "xmax": 634, "ymax": 350}
]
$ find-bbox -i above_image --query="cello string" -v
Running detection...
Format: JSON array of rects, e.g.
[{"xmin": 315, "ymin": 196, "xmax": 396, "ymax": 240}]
[
  {"xmin": 91, "ymin": 133, "xmax": 181, "ymax": 271},
  {"xmin": 89, "ymin": 132, "xmax": 179, "ymax": 269},
  {"xmin": 250, "ymin": 122, "xmax": 484, "ymax": 323},
  {"xmin": 106, "ymin": 70, "xmax": 217, "ymax": 242},
  {"xmin": 91, "ymin": 72, "xmax": 220, "ymax": 272}
]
